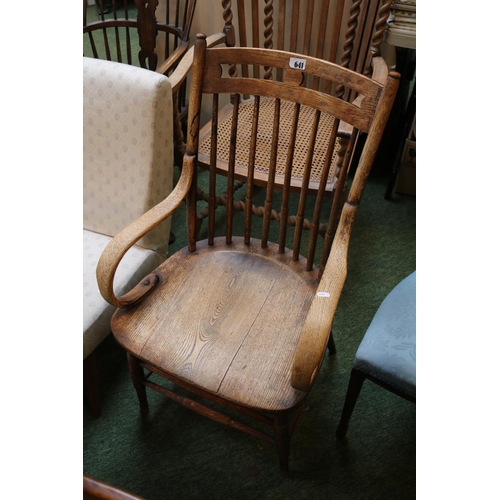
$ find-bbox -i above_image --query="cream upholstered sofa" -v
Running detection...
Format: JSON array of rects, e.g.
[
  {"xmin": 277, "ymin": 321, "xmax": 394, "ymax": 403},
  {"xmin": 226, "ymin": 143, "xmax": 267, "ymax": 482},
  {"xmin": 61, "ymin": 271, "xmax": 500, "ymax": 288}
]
[{"xmin": 83, "ymin": 57, "xmax": 174, "ymax": 417}]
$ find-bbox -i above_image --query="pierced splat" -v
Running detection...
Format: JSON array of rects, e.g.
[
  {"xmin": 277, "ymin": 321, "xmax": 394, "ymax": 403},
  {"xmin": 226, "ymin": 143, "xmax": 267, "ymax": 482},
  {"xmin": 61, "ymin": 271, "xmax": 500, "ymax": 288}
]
[{"xmin": 134, "ymin": 0, "xmax": 160, "ymax": 70}]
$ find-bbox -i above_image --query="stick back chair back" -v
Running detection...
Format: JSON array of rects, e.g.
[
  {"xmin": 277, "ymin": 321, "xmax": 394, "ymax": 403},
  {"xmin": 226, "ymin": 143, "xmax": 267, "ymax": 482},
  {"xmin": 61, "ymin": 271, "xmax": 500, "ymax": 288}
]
[
  {"xmin": 195, "ymin": 0, "xmax": 393, "ymax": 236},
  {"xmin": 83, "ymin": 0, "xmax": 196, "ymax": 71},
  {"xmin": 96, "ymin": 35, "xmax": 399, "ymax": 474},
  {"xmin": 83, "ymin": 0, "xmax": 197, "ymax": 156}
]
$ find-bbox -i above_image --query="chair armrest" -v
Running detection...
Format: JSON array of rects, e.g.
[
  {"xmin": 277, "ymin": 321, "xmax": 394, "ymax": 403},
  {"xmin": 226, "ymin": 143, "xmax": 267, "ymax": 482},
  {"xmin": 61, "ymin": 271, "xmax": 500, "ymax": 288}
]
[
  {"xmin": 291, "ymin": 203, "xmax": 357, "ymax": 392},
  {"xmin": 155, "ymin": 41, "xmax": 190, "ymax": 76},
  {"xmin": 96, "ymin": 155, "xmax": 195, "ymax": 309},
  {"xmin": 371, "ymin": 55, "xmax": 389, "ymax": 85},
  {"xmin": 162, "ymin": 32, "xmax": 228, "ymax": 94}
]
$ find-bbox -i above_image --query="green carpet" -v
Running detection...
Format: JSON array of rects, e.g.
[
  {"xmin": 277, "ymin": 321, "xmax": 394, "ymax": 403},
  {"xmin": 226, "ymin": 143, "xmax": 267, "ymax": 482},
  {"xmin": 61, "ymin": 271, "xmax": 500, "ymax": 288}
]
[{"xmin": 83, "ymin": 170, "xmax": 416, "ymax": 499}]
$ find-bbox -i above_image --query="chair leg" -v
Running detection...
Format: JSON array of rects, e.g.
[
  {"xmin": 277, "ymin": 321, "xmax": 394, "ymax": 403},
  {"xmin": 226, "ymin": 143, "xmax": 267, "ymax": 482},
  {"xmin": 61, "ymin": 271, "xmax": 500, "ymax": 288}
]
[
  {"xmin": 273, "ymin": 414, "xmax": 291, "ymax": 476},
  {"xmin": 127, "ymin": 353, "xmax": 149, "ymax": 414},
  {"xmin": 327, "ymin": 331, "xmax": 337, "ymax": 355},
  {"xmin": 83, "ymin": 351, "xmax": 101, "ymax": 418},
  {"xmin": 336, "ymin": 368, "xmax": 366, "ymax": 439}
]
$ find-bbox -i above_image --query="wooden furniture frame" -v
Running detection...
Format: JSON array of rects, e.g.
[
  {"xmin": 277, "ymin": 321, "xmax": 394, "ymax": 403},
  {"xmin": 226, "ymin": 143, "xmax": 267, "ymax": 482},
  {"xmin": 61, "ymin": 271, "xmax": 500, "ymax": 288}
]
[
  {"xmin": 84, "ymin": 476, "xmax": 145, "ymax": 500},
  {"xmin": 96, "ymin": 35, "xmax": 399, "ymax": 474},
  {"xmin": 193, "ymin": 0, "xmax": 393, "ymax": 235}
]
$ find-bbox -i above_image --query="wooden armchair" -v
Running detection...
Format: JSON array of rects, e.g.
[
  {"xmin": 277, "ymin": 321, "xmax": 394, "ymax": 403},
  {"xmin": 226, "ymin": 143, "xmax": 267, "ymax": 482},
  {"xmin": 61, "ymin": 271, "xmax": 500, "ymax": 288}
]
[
  {"xmin": 96, "ymin": 35, "xmax": 399, "ymax": 474},
  {"xmin": 193, "ymin": 0, "xmax": 393, "ymax": 235}
]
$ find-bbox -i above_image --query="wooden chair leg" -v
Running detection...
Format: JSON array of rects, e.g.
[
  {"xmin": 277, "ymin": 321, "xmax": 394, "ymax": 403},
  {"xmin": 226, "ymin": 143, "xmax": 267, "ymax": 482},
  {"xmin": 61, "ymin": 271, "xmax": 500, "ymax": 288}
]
[
  {"xmin": 83, "ymin": 351, "xmax": 101, "ymax": 418},
  {"xmin": 336, "ymin": 368, "xmax": 366, "ymax": 439},
  {"xmin": 127, "ymin": 353, "xmax": 149, "ymax": 414},
  {"xmin": 273, "ymin": 414, "xmax": 291, "ymax": 476},
  {"xmin": 327, "ymin": 331, "xmax": 337, "ymax": 355}
]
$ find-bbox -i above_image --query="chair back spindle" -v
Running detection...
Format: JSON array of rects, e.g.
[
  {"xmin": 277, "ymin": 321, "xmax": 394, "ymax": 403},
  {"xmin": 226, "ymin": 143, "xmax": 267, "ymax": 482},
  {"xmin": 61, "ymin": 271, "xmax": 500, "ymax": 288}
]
[{"xmin": 187, "ymin": 36, "xmax": 399, "ymax": 275}]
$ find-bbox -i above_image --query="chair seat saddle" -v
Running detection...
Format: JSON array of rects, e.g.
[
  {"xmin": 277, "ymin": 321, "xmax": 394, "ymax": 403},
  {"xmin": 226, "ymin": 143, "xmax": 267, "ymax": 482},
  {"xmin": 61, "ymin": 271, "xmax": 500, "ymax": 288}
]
[
  {"xmin": 354, "ymin": 270, "xmax": 416, "ymax": 398},
  {"xmin": 336, "ymin": 271, "xmax": 415, "ymax": 440},
  {"xmin": 111, "ymin": 237, "xmax": 317, "ymax": 412}
]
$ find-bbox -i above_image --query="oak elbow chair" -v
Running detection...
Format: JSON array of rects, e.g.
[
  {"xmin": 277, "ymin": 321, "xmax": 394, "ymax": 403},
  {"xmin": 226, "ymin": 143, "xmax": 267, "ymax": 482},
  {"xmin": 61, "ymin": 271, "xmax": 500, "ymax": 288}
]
[
  {"xmin": 83, "ymin": 57, "xmax": 174, "ymax": 417},
  {"xmin": 96, "ymin": 35, "xmax": 399, "ymax": 473},
  {"xmin": 336, "ymin": 271, "xmax": 416, "ymax": 439},
  {"xmin": 193, "ymin": 0, "xmax": 393, "ymax": 236}
]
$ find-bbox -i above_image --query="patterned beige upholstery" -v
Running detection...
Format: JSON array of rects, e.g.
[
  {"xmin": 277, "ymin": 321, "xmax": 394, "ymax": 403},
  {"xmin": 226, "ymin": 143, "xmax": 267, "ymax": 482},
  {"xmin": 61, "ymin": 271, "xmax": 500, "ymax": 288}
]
[{"xmin": 83, "ymin": 57, "xmax": 174, "ymax": 359}]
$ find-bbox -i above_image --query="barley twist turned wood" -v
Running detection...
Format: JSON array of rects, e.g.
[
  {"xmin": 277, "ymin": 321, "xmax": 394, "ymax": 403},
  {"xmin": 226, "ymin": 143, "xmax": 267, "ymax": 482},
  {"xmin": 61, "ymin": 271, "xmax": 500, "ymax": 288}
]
[
  {"xmin": 336, "ymin": 0, "xmax": 362, "ymax": 98},
  {"xmin": 263, "ymin": 0, "xmax": 274, "ymax": 80},
  {"xmin": 222, "ymin": 0, "xmax": 236, "ymax": 46},
  {"xmin": 365, "ymin": 0, "xmax": 392, "ymax": 75},
  {"xmin": 195, "ymin": 187, "xmax": 332, "ymax": 236}
]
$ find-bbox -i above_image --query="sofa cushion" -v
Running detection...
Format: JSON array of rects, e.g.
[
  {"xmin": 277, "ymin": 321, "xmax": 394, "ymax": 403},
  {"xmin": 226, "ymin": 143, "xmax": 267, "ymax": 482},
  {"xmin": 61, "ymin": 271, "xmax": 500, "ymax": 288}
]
[{"xmin": 83, "ymin": 230, "xmax": 164, "ymax": 359}]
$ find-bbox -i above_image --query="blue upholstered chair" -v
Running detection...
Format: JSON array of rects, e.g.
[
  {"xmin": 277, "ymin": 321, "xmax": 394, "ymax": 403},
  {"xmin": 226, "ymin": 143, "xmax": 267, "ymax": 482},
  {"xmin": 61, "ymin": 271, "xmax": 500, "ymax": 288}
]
[{"xmin": 336, "ymin": 271, "xmax": 416, "ymax": 438}]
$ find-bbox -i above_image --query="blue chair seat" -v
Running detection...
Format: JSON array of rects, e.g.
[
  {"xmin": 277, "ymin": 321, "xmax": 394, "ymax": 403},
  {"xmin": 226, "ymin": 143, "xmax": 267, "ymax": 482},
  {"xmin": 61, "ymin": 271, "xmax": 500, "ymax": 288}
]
[
  {"xmin": 354, "ymin": 271, "xmax": 416, "ymax": 399},
  {"xmin": 336, "ymin": 271, "xmax": 416, "ymax": 439}
]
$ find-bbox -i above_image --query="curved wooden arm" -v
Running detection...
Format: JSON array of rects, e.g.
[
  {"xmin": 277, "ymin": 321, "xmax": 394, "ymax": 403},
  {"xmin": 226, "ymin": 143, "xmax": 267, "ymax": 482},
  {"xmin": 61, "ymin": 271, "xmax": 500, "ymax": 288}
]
[
  {"xmin": 96, "ymin": 155, "xmax": 195, "ymax": 309},
  {"xmin": 291, "ymin": 204, "xmax": 357, "ymax": 392},
  {"xmin": 163, "ymin": 32, "xmax": 228, "ymax": 93},
  {"xmin": 371, "ymin": 55, "xmax": 389, "ymax": 85},
  {"xmin": 155, "ymin": 41, "xmax": 190, "ymax": 76}
]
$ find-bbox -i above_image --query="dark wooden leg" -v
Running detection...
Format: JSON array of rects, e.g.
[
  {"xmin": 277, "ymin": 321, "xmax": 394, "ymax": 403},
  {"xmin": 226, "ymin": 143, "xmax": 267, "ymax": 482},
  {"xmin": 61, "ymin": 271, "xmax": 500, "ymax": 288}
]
[
  {"xmin": 273, "ymin": 414, "xmax": 291, "ymax": 476},
  {"xmin": 327, "ymin": 331, "xmax": 337, "ymax": 355},
  {"xmin": 127, "ymin": 353, "xmax": 149, "ymax": 414},
  {"xmin": 83, "ymin": 351, "xmax": 101, "ymax": 418},
  {"xmin": 336, "ymin": 368, "xmax": 366, "ymax": 439}
]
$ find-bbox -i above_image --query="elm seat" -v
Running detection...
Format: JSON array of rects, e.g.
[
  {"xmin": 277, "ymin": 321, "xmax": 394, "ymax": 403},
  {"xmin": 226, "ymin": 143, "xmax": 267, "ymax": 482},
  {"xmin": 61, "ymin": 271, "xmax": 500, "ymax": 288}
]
[
  {"xmin": 83, "ymin": 57, "xmax": 174, "ymax": 417},
  {"xmin": 336, "ymin": 271, "xmax": 416, "ymax": 438}
]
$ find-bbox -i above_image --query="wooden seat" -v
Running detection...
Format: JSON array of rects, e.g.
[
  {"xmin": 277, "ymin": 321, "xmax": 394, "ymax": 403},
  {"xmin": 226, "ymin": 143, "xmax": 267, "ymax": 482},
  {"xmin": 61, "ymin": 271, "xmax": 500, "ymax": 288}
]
[
  {"xmin": 194, "ymin": 0, "xmax": 393, "ymax": 234},
  {"xmin": 83, "ymin": 0, "xmax": 198, "ymax": 162},
  {"xmin": 96, "ymin": 35, "xmax": 399, "ymax": 474}
]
